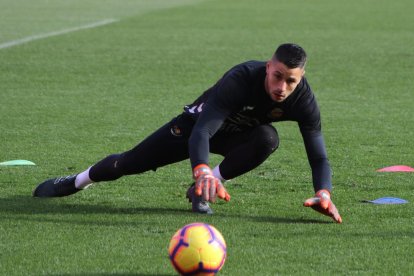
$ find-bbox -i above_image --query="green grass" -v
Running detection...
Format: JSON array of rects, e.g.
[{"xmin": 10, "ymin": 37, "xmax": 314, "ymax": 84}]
[{"xmin": 1, "ymin": 0, "xmax": 414, "ymax": 275}]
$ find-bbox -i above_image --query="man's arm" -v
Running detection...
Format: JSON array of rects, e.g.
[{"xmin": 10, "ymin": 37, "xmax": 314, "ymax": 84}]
[
  {"xmin": 297, "ymin": 91, "xmax": 342, "ymax": 223},
  {"xmin": 187, "ymin": 66, "xmax": 249, "ymax": 202},
  {"xmin": 188, "ymin": 67, "xmax": 249, "ymax": 169},
  {"xmin": 300, "ymin": 128, "xmax": 342, "ymax": 223},
  {"xmin": 301, "ymin": 130, "xmax": 332, "ymax": 192},
  {"xmin": 188, "ymin": 103, "xmax": 229, "ymax": 168},
  {"xmin": 189, "ymin": 108, "xmax": 232, "ymax": 203}
]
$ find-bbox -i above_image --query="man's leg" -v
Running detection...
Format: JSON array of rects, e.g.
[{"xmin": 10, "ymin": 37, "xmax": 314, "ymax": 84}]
[
  {"xmin": 33, "ymin": 114, "xmax": 193, "ymax": 197},
  {"xmin": 210, "ymin": 124, "xmax": 279, "ymax": 180},
  {"xmin": 88, "ymin": 121, "xmax": 191, "ymax": 182}
]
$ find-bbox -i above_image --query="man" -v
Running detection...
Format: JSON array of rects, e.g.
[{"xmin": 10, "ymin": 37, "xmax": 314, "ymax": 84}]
[{"xmin": 33, "ymin": 43, "xmax": 342, "ymax": 223}]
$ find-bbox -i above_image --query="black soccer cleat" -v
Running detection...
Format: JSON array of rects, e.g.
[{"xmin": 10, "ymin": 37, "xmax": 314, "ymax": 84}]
[
  {"xmin": 186, "ymin": 183, "xmax": 213, "ymax": 215},
  {"xmin": 33, "ymin": 175, "xmax": 81, "ymax": 197}
]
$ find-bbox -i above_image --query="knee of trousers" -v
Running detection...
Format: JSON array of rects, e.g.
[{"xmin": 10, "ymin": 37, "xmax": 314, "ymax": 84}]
[{"xmin": 251, "ymin": 125, "xmax": 280, "ymax": 154}]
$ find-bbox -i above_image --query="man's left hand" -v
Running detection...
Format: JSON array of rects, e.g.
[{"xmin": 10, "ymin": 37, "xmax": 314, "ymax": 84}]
[{"xmin": 303, "ymin": 189, "xmax": 342, "ymax": 223}]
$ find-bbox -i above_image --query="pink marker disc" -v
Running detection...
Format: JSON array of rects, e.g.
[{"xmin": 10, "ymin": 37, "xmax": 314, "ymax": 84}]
[{"xmin": 376, "ymin": 165, "xmax": 414, "ymax": 172}]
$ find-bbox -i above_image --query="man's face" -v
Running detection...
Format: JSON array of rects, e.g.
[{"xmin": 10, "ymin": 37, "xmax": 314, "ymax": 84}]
[{"xmin": 265, "ymin": 59, "xmax": 305, "ymax": 102}]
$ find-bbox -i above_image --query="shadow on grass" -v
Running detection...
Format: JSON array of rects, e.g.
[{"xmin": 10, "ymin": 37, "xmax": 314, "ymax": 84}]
[
  {"xmin": 45, "ymin": 272, "xmax": 171, "ymax": 276},
  {"xmin": 251, "ymin": 215, "xmax": 331, "ymax": 224},
  {"xmin": 1, "ymin": 195, "xmax": 333, "ymax": 225},
  {"xmin": 0, "ymin": 195, "xmax": 187, "ymax": 215}
]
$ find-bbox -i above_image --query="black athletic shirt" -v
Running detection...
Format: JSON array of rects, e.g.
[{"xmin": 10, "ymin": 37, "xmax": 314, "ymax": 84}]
[{"xmin": 184, "ymin": 60, "xmax": 332, "ymax": 191}]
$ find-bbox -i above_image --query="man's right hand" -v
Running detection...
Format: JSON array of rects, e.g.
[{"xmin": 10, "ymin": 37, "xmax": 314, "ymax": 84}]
[{"xmin": 193, "ymin": 164, "xmax": 231, "ymax": 203}]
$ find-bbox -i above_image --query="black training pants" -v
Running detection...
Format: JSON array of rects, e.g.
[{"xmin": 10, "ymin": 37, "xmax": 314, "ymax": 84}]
[{"xmin": 89, "ymin": 113, "xmax": 279, "ymax": 182}]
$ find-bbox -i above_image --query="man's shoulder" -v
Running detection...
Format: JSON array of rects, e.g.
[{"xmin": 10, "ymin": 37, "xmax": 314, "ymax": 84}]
[
  {"xmin": 224, "ymin": 60, "xmax": 267, "ymax": 86},
  {"xmin": 283, "ymin": 77, "xmax": 317, "ymax": 115},
  {"xmin": 231, "ymin": 60, "xmax": 266, "ymax": 74},
  {"xmin": 289, "ymin": 77, "xmax": 322, "ymax": 130},
  {"xmin": 291, "ymin": 77, "xmax": 315, "ymax": 103},
  {"xmin": 298, "ymin": 77, "xmax": 311, "ymax": 92}
]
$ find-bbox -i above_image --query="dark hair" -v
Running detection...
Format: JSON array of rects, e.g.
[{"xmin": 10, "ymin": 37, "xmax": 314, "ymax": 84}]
[{"xmin": 273, "ymin": 43, "xmax": 307, "ymax": 69}]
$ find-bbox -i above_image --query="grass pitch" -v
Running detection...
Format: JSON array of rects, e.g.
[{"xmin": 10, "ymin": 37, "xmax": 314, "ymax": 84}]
[{"xmin": 1, "ymin": 0, "xmax": 413, "ymax": 275}]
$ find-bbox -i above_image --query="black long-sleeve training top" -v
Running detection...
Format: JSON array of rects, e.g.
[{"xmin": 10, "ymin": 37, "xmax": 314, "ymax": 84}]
[{"xmin": 184, "ymin": 60, "xmax": 332, "ymax": 191}]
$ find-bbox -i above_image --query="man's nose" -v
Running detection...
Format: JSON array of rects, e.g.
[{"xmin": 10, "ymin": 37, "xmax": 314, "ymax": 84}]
[{"xmin": 276, "ymin": 81, "xmax": 287, "ymax": 92}]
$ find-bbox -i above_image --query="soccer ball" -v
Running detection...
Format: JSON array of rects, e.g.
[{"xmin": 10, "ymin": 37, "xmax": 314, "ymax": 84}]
[{"xmin": 168, "ymin": 223, "xmax": 227, "ymax": 275}]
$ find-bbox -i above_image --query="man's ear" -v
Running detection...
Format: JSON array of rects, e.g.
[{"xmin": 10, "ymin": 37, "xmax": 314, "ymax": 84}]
[{"xmin": 266, "ymin": 60, "xmax": 271, "ymax": 73}]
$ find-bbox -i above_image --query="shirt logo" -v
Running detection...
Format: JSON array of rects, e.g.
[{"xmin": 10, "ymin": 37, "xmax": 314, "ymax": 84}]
[
  {"xmin": 170, "ymin": 125, "xmax": 182, "ymax": 137},
  {"xmin": 268, "ymin": 108, "xmax": 284, "ymax": 119},
  {"xmin": 242, "ymin": 106, "xmax": 255, "ymax": 111}
]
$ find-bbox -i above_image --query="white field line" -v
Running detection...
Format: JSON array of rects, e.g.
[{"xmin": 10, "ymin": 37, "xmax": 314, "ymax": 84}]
[{"xmin": 0, "ymin": 18, "xmax": 118, "ymax": 50}]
